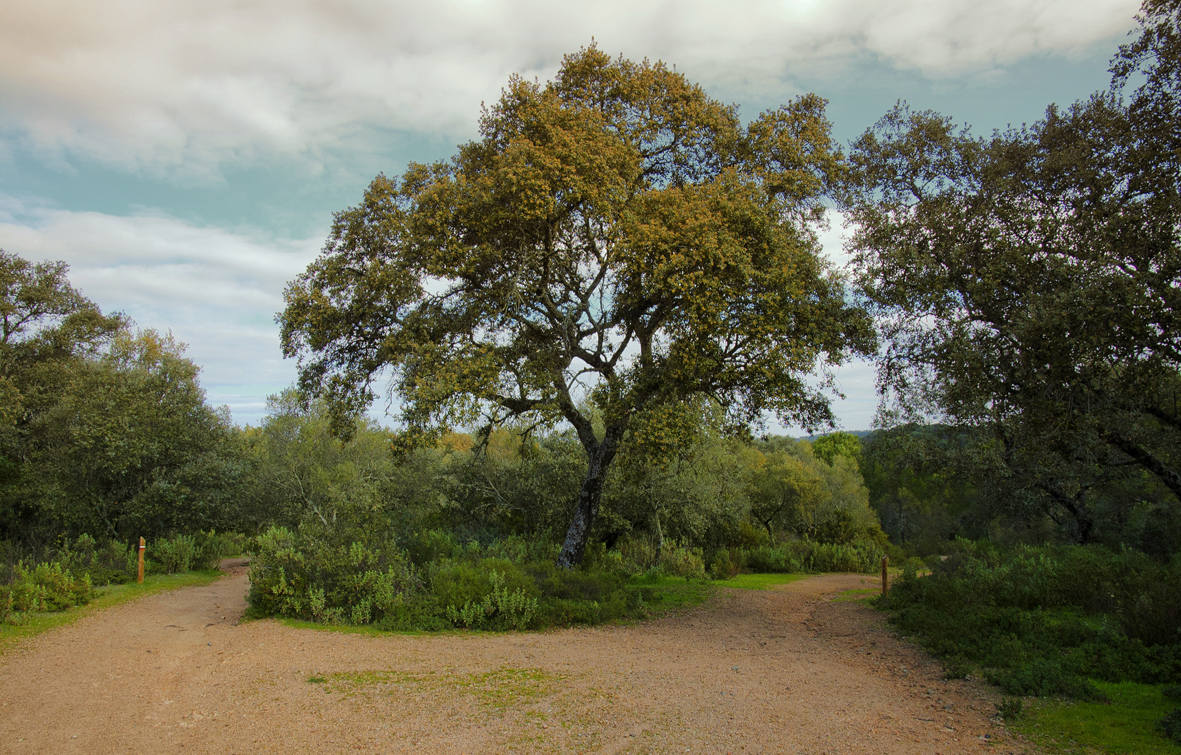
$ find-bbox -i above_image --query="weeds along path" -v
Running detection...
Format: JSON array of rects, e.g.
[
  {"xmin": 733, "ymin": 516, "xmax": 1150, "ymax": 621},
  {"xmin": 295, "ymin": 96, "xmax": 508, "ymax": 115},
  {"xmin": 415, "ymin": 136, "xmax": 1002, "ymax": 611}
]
[{"xmin": 0, "ymin": 565, "xmax": 1031, "ymax": 755}]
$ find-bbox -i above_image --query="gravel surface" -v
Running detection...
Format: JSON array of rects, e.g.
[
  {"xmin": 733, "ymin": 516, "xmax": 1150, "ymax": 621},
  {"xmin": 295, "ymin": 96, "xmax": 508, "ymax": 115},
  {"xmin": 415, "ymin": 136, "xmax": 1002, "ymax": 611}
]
[{"xmin": 0, "ymin": 561, "xmax": 1038, "ymax": 754}]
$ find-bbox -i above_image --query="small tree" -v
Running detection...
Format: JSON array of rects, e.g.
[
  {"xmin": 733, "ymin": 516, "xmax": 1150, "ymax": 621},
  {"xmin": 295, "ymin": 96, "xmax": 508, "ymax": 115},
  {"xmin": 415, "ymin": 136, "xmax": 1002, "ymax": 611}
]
[{"xmin": 280, "ymin": 47, "xmax": 875, "ymax": 567}]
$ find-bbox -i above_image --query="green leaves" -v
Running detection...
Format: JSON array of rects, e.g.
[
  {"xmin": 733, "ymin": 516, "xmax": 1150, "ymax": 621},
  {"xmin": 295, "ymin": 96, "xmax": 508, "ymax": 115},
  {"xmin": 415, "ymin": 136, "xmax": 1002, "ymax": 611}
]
[
  {"xmin": 844, "ymin": 3, "xmax": 1181, "ymax": 520},
  {"xmin": 280, "ymin": 46, "xmax": 875, "ymax": 565}
]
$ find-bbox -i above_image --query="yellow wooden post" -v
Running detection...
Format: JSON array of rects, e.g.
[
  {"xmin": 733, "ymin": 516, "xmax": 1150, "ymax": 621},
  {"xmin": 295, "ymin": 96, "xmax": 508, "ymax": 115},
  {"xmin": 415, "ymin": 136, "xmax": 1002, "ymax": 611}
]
[
  {"xmin": 881, "ymin": 555, "xmax": 888, "ymax": 597},
  {"xmin": 137, "ymin": 537, "xmax": 145, "ymax": 584}
]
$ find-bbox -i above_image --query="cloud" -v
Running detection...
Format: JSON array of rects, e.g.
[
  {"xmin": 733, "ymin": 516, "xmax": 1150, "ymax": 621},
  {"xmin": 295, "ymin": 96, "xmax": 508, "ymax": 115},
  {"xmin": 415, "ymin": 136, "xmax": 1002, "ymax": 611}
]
[
  {"xmin": 0, "ymin": 0, "xmax": 1139, "ymax": 181},
  {"xmin": 0, "ymin": 195, "xmax": 322, "ymax": 423}
]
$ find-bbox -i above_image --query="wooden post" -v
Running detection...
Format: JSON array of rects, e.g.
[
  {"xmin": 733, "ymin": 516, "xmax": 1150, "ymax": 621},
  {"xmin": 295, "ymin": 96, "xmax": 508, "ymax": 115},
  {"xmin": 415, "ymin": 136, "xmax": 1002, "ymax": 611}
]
[
  {"xmin": 881, "ymin": 555, "xmax": 888, "ymax": 597},
  {"xmin": 137, "ymin": 537, "xmax": 145, "ymax": 584}
]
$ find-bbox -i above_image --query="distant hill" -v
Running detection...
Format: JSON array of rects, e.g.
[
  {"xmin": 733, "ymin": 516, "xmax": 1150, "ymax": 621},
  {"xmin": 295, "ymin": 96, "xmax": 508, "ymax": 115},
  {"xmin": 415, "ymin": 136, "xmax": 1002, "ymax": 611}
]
[{"xmin": 792, "ymin": 429, "xmax": 876, "ymax": 442}]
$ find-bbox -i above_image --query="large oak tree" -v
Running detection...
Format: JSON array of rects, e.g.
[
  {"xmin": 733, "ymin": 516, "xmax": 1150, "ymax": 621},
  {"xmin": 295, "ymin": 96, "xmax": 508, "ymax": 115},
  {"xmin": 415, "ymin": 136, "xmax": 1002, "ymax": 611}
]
[
  {"xmin": 842, "ymin": 1, "xmax": 1181, "ymax": 538},
  {"xmin": 280, "ymin": 47, "xmax": 874, "ymax": 566}
]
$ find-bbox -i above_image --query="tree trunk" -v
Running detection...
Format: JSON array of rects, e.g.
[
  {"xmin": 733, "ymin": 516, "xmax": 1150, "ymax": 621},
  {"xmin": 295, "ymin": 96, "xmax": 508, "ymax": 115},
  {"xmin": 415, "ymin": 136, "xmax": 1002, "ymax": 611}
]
[
  {"xmin": 556, "ymin": 425, "xmax": 625, "ymax": 569},
  {"xmin": 651, "ymin": 503, "xmax": 664, "ymax": 561},
  {"xmin": 1037, "ymin": 482, "xmax": 1095, "ymax": 544}
]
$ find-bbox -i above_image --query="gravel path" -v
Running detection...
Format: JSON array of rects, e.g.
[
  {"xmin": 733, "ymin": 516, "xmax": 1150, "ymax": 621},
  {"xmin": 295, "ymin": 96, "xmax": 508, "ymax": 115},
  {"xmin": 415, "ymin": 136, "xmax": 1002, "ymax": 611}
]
[{"xmin": 0, "ymin": 561, "xmax": 1036, "ymax": 754}]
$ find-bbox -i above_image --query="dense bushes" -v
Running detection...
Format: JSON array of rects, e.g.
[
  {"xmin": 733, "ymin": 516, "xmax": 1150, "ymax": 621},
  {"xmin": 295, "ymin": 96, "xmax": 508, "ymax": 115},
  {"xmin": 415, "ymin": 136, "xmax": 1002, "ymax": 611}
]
[
  {"xmin": 246, "ymin": 521, "xmax": 887, "ymax": 632},
  {"xmin": 247, "ymin": 525, "xmax": 655, "ymax": 631},
  {"xmin": 3, "ymin": 562, "xmax": 92, "ymax": 614},
  {"xmin": 881, "ymin": 542, "xmax": 1181, "ymax": 700},
  {"xmin": 707, "ymin": 539, "xmax": 886, "ymax": 579}
]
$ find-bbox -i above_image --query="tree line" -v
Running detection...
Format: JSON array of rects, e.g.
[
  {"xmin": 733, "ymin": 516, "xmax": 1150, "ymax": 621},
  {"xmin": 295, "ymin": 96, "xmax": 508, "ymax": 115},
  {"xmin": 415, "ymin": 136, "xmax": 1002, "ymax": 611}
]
[{"xmin": 2, "ymin": 1, "xmax": 1178, "ymax": 571}]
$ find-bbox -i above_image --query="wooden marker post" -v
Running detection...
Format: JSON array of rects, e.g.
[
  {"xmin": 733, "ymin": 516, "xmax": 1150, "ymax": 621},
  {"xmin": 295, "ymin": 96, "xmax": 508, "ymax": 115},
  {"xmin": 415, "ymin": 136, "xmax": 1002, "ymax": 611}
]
[
  {"xmin": 138, "ymin": 537, "xmax": 145, "ymax": 584},
  {"xmin": 881, "ymin": 555, "xmax": 888, "ymax": 597}
]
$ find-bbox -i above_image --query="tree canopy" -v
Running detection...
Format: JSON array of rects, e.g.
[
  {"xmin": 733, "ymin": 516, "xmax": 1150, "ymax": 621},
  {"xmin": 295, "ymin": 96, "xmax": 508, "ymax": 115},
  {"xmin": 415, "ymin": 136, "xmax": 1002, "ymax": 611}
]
[
  {"xmin": 1, "ymin": 250, "xmax": 243, "ymax": 543},
  {"xmin": 280, "ymin": 47, "xmax": 874, "ymax": 566},
  {"xmin": 842, "ymin": 0, "xmax": 1181, "ymax": 537}
]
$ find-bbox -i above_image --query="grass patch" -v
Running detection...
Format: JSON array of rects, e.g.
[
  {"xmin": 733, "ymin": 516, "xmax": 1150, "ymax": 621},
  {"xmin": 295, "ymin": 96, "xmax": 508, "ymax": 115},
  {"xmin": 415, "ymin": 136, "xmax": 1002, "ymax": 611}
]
[
  {"xmin": 276, "ymin": 618, "xmax": 434, "ymax": 637},
  {"xmin": 0, "ymin": 569, "xmax": 222, "ymax": 655},
  {"xmin": 627, "ymin": 574, "xmax": 712, "ymax": 611},
  {"xmin": 1012, "ymin": 682, "xmax": 1181, "ymax": 755},
  {"xmin": 312, "ymin": 666, "xmax": 558, "ymax": 712},
  {"xmin": 716, "ymin": 573, "xmax": 809, "ymax": 590},
  {"xmin": 834, "ymin": 587, "xmax": 880, "ymax": 602},
  {"xmin": 457, "ymin": 667, "xmax": 552, "ymax": 710}
]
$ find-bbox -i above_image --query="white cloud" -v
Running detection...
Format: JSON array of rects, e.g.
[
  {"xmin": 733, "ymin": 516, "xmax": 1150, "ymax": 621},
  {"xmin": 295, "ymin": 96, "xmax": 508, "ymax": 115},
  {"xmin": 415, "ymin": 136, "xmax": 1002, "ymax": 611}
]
[
  {"xmin": 0, "ymin": 196, "xmax": 322, "ymax": 423},
  {"xmin": 0, "ymin": 0, "xmax": 1139, "ymax": 181}
]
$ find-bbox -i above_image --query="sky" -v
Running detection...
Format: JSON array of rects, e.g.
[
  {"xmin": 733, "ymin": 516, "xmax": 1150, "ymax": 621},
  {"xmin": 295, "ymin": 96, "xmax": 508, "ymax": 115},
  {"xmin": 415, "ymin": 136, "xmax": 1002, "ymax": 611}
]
[{"xmin": 0, "ymin": 0, "xmax": 1144, "ymax": 431}]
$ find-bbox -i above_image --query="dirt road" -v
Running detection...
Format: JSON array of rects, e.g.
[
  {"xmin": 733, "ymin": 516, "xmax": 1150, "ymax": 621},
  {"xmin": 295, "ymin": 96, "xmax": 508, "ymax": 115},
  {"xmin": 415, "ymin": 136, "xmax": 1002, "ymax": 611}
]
[{"xmin": 0, "ymin": 563, "xmax": 1031, "ymax": 754}]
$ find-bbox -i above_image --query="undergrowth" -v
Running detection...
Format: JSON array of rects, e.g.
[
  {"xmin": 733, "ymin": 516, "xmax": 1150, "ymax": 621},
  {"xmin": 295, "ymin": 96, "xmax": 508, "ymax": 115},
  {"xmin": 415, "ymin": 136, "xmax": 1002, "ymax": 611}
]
[{"xmin": 877, "ymin": 541, "xmax": 1181, "ymax": 752}]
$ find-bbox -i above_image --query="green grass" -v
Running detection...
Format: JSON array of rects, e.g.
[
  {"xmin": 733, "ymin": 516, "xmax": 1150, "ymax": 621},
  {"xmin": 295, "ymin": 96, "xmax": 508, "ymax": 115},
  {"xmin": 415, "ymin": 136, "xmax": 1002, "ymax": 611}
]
[
  {"xmin": 310, "ymin": 666, "xmax": 558, "ymax": 711},
  {"xmin": 715, "ymin": 572, "xmax": 810, "ymax": 590},
  {"xmin": 627, "ymin": 574, "xmax": 713, "ymax": 609},
  {"xmin": 277, "ymin": 618, "xmax": 435, "ymax": 636},
  {"xmin": 834, "ymin": 587, "xmax": 881, "ymax": 602},
  {"xmin": 1011, "ymin": 682, "xmax": 1181, "ymax": 755},
  {"xmin": 1, "ymin": 570, "xmax": 223, "ymax": 655}
]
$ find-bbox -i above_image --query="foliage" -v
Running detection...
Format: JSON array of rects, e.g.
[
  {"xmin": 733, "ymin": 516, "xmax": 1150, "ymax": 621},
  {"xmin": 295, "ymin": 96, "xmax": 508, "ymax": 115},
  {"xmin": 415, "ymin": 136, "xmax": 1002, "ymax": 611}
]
[
  {"xmin": 748, "ymin": 435, "xmax": 881, "ymax": 543},
  {"xmin": 1160, "ymin": 707, "xmax": 1181, "ymax": 744},
  {"xmin": 810, "ymin": 431, "xmax": 862, "ymax": 468},
  {"xmin": 880, "ymin": 542, "xmax": 1181, "ymax": 702},
  {"xmin": 240, "ymin": 390, "xmax": 397, "ymax": 532},
  {"xmin": 843, "ymin": 1, "xmax": 1181, "ymax": 540},
  {"xmin": 248, "ymin": 524, "xmax": 418, "ymax": 625},
  {"xmin": 3, "ymin": 561, "xmax": 91, "ymax": 613},
  {"xmin": 280, "ymin": 45, "xmax": 874, "ymax": 567},
  {"xmin": 444, "ymin": 569, "xmax": 539, "ymax": 630}
]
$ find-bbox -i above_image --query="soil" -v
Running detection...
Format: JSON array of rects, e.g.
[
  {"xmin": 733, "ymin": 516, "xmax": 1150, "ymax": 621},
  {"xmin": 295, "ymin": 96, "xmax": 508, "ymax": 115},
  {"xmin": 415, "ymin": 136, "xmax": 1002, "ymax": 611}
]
[{"xmin": 0, "ymin": 562, "xmax": 1037, "ymax": 754}]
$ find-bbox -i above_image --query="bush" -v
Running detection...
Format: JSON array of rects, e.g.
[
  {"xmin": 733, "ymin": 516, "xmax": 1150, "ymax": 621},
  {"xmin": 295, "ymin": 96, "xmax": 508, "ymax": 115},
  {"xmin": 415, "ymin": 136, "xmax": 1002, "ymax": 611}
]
[
  {"xmin": 246, "ymin": 524, "xmax": 654, "ymax": 632},
  {"xmin": 431, "ymin": 559, "xmax": 534, "ymax": 614},
  {"xmin": 151, "ymin": 534, "xmax": 196, "ymax": 574},
  {"xmin": 1158, "ymin": 708, "xmax": 1181, "ymax": 744},
  {"xmin": 707, "ymin": 548, "xmax": 742, "ymax": 579},
  {"xmin": 59, "ymin": 535, "xmax": 135, "ymax": 585},
  {"xmin": 996, "ymin": 697, "xmax": 1023, "ymax": 720},
  {"xmin": 444, "ymin": 569, "xmax": 539, "ymax": 630},
  {"xmin": 658, "ymin": 541, "xmax": 706, "ymax": 579},
  {"xmin": 6, "ymin": 561, "xmax": 92, "ymax": 612},
  {"xmin": 879, "ymin": 543, "xmax": 1181, "ymax": 702},
  {"xmin": 787, "ymin": 539, "xmax": 885, "ymax": 573},
  {"xmin": 248, "ymin": 525, "xmax": 418, "ymax": 625},
  {"xmin": 742, "ymin": 546, "xmax": 796, "ymax": 573}
]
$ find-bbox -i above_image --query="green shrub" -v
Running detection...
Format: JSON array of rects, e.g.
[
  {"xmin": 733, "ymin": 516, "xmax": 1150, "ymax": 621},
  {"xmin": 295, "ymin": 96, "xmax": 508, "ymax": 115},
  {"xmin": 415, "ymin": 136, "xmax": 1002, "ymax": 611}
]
[
  {"xmin": 742, "ymin": 546, "xmax": 796, "ymax": 573},
  {"xmin": 996, "ymin": 697, "xmax": 1023, "ymax": 720},
  {"xmin": 658, "ymin": 541, "xmax": 706, "ymax": 579},
  {"xmin": 248, "ymin": 525, "xmax": 418, "ymax": 625},
  {"xmin": 1157, "ymin": 708, "xmax": 1181, "ymax": 744},
  {"xmin": 880, "ymin": 543, "xmax": 1181, "ymax": 703},
  {"xmin": 8, "ymin": 561, "xmax": 92, "ymax": 612},
  {"xmin": 59, "ymin": 535, "xmax": 135, "ymax": 585},
  {"xmin": 432, "ymin": 559, "xmax": 532, "ymax": 610},
  {"xmin": 444, "ymin": 569, "xmax": 539, "ymax": 630},
  {"xmin": 616, "ymin": 537, "xmax": 659, "ymax": 575},
  {"xmin": 151, "ymin": 534, "xmax": 196, "ymax": 574},
  {"xmin": 404, "ymin": 529, "xmax": 462, "ymax": 566},
  {"xmin": 707, "ymin": 548, "xmax": 741, "ymax": 579},
  {"xmin": 788, "ymin": 539, "xmax": 885, "ymax": 573},
  {"xmin": 190, "ymin": 530, "xmax": 231, "ymax": 570}
]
